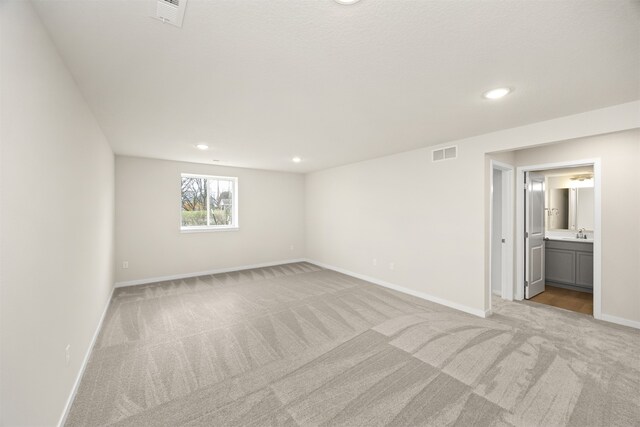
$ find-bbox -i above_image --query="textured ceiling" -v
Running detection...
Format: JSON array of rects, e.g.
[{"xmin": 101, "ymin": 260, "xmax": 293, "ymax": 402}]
[{"xmin": 34, "ymin": 0, "xmax": 640, "ymax": 172}]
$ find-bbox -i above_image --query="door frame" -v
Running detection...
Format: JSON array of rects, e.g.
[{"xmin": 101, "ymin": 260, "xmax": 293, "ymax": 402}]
[
  {"xmin": 515, "ymin": 158, "xmax": 602, "ymax": 319},
  {"xmin": 489, "ymin": 160, "xmax": 515, "ymax": 307}
]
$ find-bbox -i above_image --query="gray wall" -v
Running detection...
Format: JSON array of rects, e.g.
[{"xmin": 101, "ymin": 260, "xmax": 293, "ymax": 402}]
[{"xmin": 1, "ymin": 2, "xmax": 115, "ymax": 425}]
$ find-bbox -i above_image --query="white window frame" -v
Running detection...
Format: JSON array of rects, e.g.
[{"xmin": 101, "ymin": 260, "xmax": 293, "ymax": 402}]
[{"xmin": 180, "ymin": 173, "xmax": 239, "ymax": 232}]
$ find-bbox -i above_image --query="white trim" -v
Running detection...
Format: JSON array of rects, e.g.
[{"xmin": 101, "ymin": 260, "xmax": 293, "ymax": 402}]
[
  {"xmin": 114, "ymin": 258, "xmax": 307, "ymax": 288},
  {"xmin": 305, "ymin": 259, "xmax": 490, "ymax": 318},
  {"xmin": 516, "ymin": 158, "xmax": 602, "ymax": 320},
  {"xmin": 181, "ymin": 173, "xmax": 237, "ymax": 180},
  {"xmin": 592, "ymin": 160, "xmax": 602, "ymax": 319},
  {"xmin": 57, "ymin": 287, "xmax": 114, "ymax": 427},
  {"xmin": 599, "ymin": 314, "xmax": 640, "ymax": 330},
  {"xmin": 489, "ymin": 160, "xmax": 515, "ymax": 312},
  {"xmin": 180, "ymin": 226, "xmax": 240, "ymax": 233},
  {"xmin": 501, "ymin": 167, "xmax": 514, "ymax": 301}
]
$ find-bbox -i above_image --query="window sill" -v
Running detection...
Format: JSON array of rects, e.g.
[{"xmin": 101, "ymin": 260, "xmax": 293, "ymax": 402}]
[{"xmin": 180, "ymin": 226, "xmax": 239, "ymax": 233}]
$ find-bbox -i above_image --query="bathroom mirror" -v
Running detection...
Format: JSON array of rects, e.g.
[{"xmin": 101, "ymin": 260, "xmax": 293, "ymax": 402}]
[
  {"xmin": 547, "ymin": 188, "xmax": 569, "ymax": 229},
  {"xmin": 546, "ymin": 180, "xmax": 594, "ymax": 231},
  {"xmin": 572, "ymin": 187, "xmax": 594, "ymax": 231}
]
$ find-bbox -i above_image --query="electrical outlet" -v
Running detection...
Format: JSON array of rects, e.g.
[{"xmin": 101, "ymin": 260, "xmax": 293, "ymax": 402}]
[
  {"xmin": 65, "ymin": 344, "xmax": 71, "ymax": 365},
  {"xmin": 372, "ymin": 258, "xmax": 377, "ymax": 266},
  {"xmin": 389, "ymin": 262, "xmax": 395, "ymax": 271},
  {"xmin": 290, "ymin": 245, "xmax": 294, "ymax": 251},
  {"xmin": 122, "ymin": 261, "xmax": 129, "ymax": 269}
]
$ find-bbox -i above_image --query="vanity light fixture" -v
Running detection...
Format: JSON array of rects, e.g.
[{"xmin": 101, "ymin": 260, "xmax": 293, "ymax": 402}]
[
  {"xmin": 335, "ymin": 0, "xmax": 361, "ymax": 4},
  {"xmin": 292, "ymin": 157, "xmax": 302, "ymax": 163},
  {"xmin": 195, "ymin": 143, "xmax": 209, "ymax": 150},
  {"xmin": 483, "ymin": 87, "xmax": 511, "ymax": 100},
  {"xmin": 569, "ymin": 175, "xmax": 594, "ymax": 188}
]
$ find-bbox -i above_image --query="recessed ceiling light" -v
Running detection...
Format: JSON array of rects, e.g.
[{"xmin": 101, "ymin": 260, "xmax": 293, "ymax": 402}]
[
  {"xmin": 483, "ymin": 87, "xmax": 511, "ymax": 100},
  {"xmin": 335, "ymin": 0, "xmax": 361, "ymax": 4},
  {"xmin": 195, "ymin": 143, "xmax": 209, "ymax": 150},
  {"xmin": 292, "ymin": 157, "xmax": 302, "ymax": 163}
]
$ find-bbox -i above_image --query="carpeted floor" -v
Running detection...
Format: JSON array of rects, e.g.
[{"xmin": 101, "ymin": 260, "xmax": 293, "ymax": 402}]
[{"xmin": 66, "ymin": 262, "xmax": 640, "ymax": 426}]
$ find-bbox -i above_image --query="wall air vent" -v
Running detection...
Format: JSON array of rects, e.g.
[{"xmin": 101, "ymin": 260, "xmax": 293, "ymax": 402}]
[
  {"xmin": 432, "ymin": 146, "xmax": 457, "ymax": 162},
  {"xmin": 150, "ymin": 0, "xmax": 188, "ymax": 28}
]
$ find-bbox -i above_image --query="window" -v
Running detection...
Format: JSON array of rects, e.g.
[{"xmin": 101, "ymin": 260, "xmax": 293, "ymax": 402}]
[{"xmin": 180, "ymin": 174, "xmax": 238, "ymax": 231}]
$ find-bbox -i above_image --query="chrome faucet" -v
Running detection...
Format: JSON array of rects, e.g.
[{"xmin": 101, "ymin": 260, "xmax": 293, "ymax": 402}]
[{"xmin": 577, "ymin": 228, "xmax": 586, "ymax": 239}]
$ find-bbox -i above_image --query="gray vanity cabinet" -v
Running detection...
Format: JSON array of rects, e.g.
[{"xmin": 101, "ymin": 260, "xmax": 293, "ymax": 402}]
[
  {"xmin": 545, "ymin": 240, "xmax": 593, "ymax": 291},
  {"xmin": 575, "ymin": 252, "xmax": 594, "ymax": 287},
  {"xmin": 545, "ymin": 248, "xmax": 575, "ymax": 284}
]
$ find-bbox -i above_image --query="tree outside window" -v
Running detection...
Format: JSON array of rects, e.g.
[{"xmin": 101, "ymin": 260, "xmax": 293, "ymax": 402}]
[{"xmin": 180, "ymin": 174, "xmax": 238, "ymax": 229}]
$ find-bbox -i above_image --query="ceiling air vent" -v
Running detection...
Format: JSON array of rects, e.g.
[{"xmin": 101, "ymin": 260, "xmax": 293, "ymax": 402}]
[
  {"xmin": 432, "ymin": 146, "xmax": 457, "ymax": 162},
  {"xmin": 150, "ymin": 0, "xmax": 188, "ymax": 28}
]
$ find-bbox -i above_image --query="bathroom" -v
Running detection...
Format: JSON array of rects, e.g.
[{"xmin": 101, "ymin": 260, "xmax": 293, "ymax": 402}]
[{"xmin": 528, "ymin": 166, "xmax": 595, "ymax": 314}]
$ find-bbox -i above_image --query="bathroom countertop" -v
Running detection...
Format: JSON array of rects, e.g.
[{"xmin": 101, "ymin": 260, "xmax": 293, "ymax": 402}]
[{"xmin": 545, "ymin": 236, "xmax": 593, "ymax": 243}]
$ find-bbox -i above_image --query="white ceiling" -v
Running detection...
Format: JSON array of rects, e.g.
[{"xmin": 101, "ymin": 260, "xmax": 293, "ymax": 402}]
[{"xmin": 34, "ymin": 0, "xmax": 640, "ymax": 173}]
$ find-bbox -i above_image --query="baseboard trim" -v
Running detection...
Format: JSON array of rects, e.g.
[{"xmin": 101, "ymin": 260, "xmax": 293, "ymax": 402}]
[
  {"xmin": 114, "ymin": 258, "xmax": 308, "ymax": 288},
  {"xmin": 599, "ymin": 313, "xmax": 640, "ymax": 330},
  {"xmin": 57, "ymin": 286, "xmax": 114, "ymax": 427},
  {"xmin": 305, "ymin": 259, "xmax": 489, "ymax": 318}
]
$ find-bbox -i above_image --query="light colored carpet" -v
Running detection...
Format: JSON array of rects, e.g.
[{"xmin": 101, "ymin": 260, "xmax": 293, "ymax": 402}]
[{"xmin": 66, "ymin": 262, "xmax": 640, "ymax": 426}]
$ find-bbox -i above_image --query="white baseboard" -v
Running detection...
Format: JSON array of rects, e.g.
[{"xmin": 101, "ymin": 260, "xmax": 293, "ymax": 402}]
[
  {"xmin": 305, "ymin": 259, "xmax": 490, "ymax": 318},
  {"xmin": 58, "ymin": 286, "xmax": 114, "ymax": 427},
  {"xmin": 114, "ymin": 258, "xmax": 308, "ymax": 288},
  {"xmin": 599, "ymin": 313, "xmax": 640, "ymax": 330}
]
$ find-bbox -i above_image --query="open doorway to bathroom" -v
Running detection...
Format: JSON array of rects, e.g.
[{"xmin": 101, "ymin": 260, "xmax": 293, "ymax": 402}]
[
  {"xmin": 523, "ymin": 165, "xmax": 595, "ymax": 315},
  {"xmin": 517, "ymin": 160, "xmax": 601, "ymax": 318},
  {"xmin": 489, "ymin": 153, "xmax": 602, "ymax": 319}
]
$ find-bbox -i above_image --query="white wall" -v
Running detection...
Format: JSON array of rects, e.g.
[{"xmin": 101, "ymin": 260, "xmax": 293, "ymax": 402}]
[
  {"xmin": 306, "ymin": 144, "xmax": 491, "ymax": 316},
  {"xmin": 306, "ymin": 101, "xmax": 640, "ymax": 320},
  {"xmin": 513, "ymin": 129, "xmax": 640, "ymax": 324},
  {"xmin": 0, "ymin": 2, "xmax": 115, "ymax": 425},
  {"xmin": 115, "ymin": 156, "xmax": 305, "ymax": 284}
]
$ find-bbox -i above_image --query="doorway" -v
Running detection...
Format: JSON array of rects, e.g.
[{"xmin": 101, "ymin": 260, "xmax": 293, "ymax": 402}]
[
  {"xmin": 489, "ymin": 161, "xmax": 514, "ymax": 306},
  {"xmin": 516, "ymin": 159, "xmax": 601, "ymax": 319}
]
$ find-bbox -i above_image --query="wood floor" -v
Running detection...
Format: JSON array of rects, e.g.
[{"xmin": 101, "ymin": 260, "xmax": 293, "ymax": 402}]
[{"xmin": 530, "ymin": 284, "xmax": 593, "ymax": 315}]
